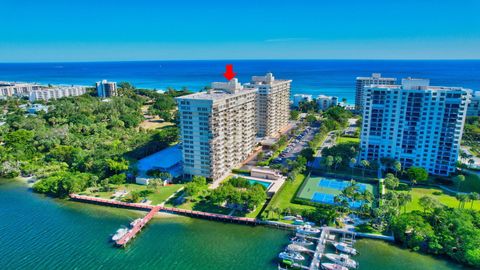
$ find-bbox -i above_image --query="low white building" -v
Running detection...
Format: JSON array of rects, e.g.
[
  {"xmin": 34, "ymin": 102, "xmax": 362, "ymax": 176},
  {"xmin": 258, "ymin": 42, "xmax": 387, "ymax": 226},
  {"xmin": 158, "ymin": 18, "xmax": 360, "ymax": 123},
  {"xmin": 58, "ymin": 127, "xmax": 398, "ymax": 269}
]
[
  {"xmin": 0, "ymin": 82, "xmax": 41, "ymax": 99},
  {"xmin": 293, "ymin": 94, "xmax": 313, "ymax": 107},
  {"xmin": 29, "ymin": 86, "xmax": 87, "ymax": 102},
  {"xmin": 316, "ymin": 95, "xmax": 338, "ymax": 110}
]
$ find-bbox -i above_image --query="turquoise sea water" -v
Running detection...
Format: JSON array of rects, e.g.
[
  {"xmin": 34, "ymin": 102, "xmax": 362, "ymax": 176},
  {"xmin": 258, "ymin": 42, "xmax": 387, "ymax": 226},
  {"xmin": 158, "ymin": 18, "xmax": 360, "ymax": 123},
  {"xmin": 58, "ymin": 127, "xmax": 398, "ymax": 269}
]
[
  {"xmin": 0, "ymin": 179, "xmax": 469, "ymax": 270},
  {"xmin": 0, "ymin": 60, "xmax": 479, "ymax": 103}
]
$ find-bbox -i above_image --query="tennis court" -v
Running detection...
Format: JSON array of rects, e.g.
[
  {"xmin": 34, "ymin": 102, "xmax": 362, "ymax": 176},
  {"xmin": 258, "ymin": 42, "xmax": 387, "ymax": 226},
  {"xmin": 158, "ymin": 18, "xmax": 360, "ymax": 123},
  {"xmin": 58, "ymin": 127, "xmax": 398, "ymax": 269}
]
[{"xmin": 297, "ymin": 175, "xmax": 375, "ymax": 208}]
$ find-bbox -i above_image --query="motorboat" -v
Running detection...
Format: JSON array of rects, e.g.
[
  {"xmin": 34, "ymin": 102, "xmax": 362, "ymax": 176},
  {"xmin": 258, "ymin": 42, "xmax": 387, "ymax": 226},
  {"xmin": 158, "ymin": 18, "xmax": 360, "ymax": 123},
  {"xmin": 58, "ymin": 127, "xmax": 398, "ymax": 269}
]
[
  {"xmin": 287, "ymin": 244, "xmax": 310, "ymax": 253},
  {"xmin": 278, "ymin": 251, "xmax": 305, "ymax": 261},
  {"xmin": 130, "ymin": 218, "xmax": 143, "ymax": 227},
  {"xmin": 332, "ymin": 242, "xmax": 358, "ymax": 255},
  {"xmin": 291, "ymin": 236, "xmax": 314, "ymax": 246},
  {"xmin": 324, "ymin": 253, "xmax": 358, "ymax": 269},
  {"xmin": 296, "ymin": 224, "xmax": 320, "ymax": 235},
  {"xmin": 111, "ymin": 228, "xmax": 128, "ymax": 241},
  {"xmin": 283, "ymin": 216, "xmax": 296, "ymax": 220},
  {"xmin": 321, "ymin": 263, "xmax": 349, "ymax": 270}
]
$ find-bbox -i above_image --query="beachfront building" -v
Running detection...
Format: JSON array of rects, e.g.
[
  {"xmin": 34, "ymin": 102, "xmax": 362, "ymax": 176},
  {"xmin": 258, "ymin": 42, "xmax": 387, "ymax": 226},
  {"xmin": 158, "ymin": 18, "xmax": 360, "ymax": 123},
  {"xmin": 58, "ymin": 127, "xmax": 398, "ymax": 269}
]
[
  {"xmin": 355, "ymin": 73, "xmax": 397, "ymax": 112},
  {"xmin": 359, "ymin": 78, "xmax": 471, "ymax": 176},
  {"xmin": 0, "ymin": 82, "xmax": 41, "ymax": 99},
  {"xmin": 316, "ymin": 95, "xmax": 338, "ymax": 110},
  {"xmin": 29, "ymin": 86, "xmax": 87, "ymax": 102},
  {"xmin": 467, "ymin": 91, "xmax": 480, "ymax": 117},
  {"xmin": 246, "ymin": 73, "xmax": 291, "ymax": 138},
  {"xmin": 96, "ymin": 80, "xmax": 118, "ymax": 98},
  {"xmin": 176, "ymin": 79, "xmax": 257, "ymax": 181},
  {"xmin": 293, "ymin": 94, "xmax": 313, "ymax": 108}
]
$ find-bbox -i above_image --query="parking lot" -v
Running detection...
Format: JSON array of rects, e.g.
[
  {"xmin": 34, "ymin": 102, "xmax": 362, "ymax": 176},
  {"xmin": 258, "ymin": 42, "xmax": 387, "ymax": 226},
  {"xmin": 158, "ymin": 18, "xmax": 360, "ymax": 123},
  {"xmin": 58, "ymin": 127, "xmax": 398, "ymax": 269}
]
[{"xmin": 271, "ymin": 126, "xmax": 318, "ymax": 166}]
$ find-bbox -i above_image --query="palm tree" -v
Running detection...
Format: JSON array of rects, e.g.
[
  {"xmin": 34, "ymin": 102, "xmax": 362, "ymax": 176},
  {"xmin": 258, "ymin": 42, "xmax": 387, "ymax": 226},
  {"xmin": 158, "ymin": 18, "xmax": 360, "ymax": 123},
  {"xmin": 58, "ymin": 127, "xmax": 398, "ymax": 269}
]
[
  {"xmin": 350, "ymin": 158, "xmax": 357, "ymax": 177},
  {"xmin": 360, "ymin": 160, "xmax": 370, "ymax": 177},
  {"xmin": 334, "ymin": 156, "xmax": 343, "ymax": 171},
  {"xmin": 393, "ymin": 161, "xmax": 402, "ymax": 177},
  {"xmin": 456, "ymin": 194, "xmax": 469, "ymax": 208},
  {"xmin": 468, "ymin": 159, "xmax": 475, "ymax": 167},
  {"xmin": 460, "ymin": 151, "xmax": 469, "ymax": 163},
  {"xmin": 455, "ymin": 174, "xmax": 465, "ymax": 192},
  {"xmin": 469, "ymin": 192, "xmax": 479, "ymax": 209}
]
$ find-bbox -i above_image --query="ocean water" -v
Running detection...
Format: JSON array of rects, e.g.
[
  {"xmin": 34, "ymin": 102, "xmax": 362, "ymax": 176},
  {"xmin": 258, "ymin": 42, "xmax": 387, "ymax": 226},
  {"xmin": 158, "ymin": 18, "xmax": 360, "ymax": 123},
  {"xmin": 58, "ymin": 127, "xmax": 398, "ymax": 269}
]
[
  {"xmin": 0, "ymin": 180, "xmax": 467, "ymax": 270},
  {"xmin": 0, "ymin": 60, "xmax": 479, "ymax": 103}
]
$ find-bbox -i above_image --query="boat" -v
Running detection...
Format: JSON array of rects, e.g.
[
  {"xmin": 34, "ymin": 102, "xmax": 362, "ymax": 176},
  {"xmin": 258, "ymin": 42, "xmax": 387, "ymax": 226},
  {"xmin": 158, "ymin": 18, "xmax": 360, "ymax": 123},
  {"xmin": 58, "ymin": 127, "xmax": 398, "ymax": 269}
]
[
  {"xmin": 130, "ymin": 218, "xmax": 143, "ymax": 227},
  {"xmin": 304, "ymin": 221, "xmax": 316, "ymax": 226},
  {"xmin": 291, "ymin": 236, "xmax": 314, "ymax": 246},
  {"xmin": 321, "ymin": 263, "xmax": 349, "ymax": 270},
  {"xmin": 332, "ymin": 242, "xmax": 358, "ymax": 255},
  {"xmin": 293, "ymin": 219, "xmax": 305, "ymax": 225},
  {"xmin": 324, "ymin": 253, "xmax": 358, "ymax": 269},
  {"xmin": 111, "ymin": 228, "xmax": 128, "ymax": 241},
  {"xmin": 283, "ymin": 216, "xmax": 296, "ymax": 220},
  {"xmin": 278, "ymin": 251, "xmax": 305, "ymax": 261},
  {"xmin": 281, "ymin": 259, "xmax": 294, "ymax": 266},
  {"xmin": 296, "ymin": 224, "xmax": 320, "ymax": 235},
  {"xmin": 287, "ymin": 244, "xmax": 310, "ymax": 253}
]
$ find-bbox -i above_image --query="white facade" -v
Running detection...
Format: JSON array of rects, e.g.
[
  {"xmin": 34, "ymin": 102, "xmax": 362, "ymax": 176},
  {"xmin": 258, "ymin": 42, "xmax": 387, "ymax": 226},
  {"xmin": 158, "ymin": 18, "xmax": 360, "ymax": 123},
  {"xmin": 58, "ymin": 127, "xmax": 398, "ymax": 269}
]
[
  {"xmin": 246, "ymin": 73, "xmax": 291, "ymax": 138},
  {"xmin": 293, "ymin": 94, "xmax": 312, "ymax": 107},
  {"xmin": 467, "ymin": 91, "xmax": 480, "ymax": 117},
  {"xmin": 0, "ymin": 82, "xmax": 41, "ymax": 98},
  {"xmin": 360, "ymin": 78, "xmax": 471, "ymax": 176},
  {"xmin": 96, "ymin": 80, "xmax": 117, "ymax": 98},
  {"xmin": 29, "ymin": 86, "xmax": 87, "ymax": 102},
  {"xmin": 355, "ymin": 73, "xmax": 397, "ymax": 112},
  {"xmin": 176, "ymin": 79, "xmax": 257, "ymax": 181},
  {"xmin": 316, "ymin": 95, "xmax": 338, "ymax": 110}
]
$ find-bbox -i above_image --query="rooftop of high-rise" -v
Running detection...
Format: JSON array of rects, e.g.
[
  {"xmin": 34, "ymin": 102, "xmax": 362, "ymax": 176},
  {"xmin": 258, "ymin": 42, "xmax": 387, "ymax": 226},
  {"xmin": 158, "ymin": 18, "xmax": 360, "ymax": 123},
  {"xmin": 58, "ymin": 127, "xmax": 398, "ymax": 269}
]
[{"xmin": 175, "ymin": 78, "xmax": 257, "ymax": 101}]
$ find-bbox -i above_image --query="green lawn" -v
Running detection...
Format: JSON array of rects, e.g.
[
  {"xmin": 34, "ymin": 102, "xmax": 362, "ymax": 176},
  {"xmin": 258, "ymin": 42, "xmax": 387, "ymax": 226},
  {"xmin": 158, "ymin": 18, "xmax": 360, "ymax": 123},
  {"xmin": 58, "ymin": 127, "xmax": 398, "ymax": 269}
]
[
  {"xmin": 401, "ymin": 187, "xmax": 480, "ymax": 212},
  {"xmin": 148, "ymin": 185, "xmax": 184, "ymax": 204},
  {"xmin": 83, "ymin": 183, "xmax": 184, "ymax": 205},
  {"xmin": 266, "ymin": 173, "xmax": 315, "ymax": 213},
  {"xmin": 336, "ymin": 136, "xmax": 360, "ymax": 144}
]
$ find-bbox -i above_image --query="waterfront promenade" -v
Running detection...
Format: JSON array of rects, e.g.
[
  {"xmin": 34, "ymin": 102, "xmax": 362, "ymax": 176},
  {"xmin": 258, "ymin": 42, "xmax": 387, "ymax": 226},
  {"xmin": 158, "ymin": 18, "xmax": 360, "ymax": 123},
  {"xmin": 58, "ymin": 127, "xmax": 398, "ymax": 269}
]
[{"xmin": 70, "ymin": 194, "xmax": 257, "ymax": 225}]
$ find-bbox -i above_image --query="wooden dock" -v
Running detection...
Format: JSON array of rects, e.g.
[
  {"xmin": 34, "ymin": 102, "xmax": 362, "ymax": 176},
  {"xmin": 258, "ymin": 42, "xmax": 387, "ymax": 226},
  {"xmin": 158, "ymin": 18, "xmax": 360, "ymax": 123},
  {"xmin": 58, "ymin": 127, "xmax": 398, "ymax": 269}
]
[{"xmin": 115, "ymin": 206, "xmax": 161, "ymax": 247}]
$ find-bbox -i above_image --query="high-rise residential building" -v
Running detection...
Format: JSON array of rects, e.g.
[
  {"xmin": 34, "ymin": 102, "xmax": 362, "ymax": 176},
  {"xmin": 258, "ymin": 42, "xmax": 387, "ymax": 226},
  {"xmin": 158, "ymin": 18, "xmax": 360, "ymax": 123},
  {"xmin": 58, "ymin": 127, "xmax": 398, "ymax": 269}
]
[
  {"xmin": 0, "ymin": 82, "xmax": 41, "ymax": 99},
  {"xmin": 176, "ymin": 79, "xmax": 257, "ymax": 181},
  {"xmin": 359, "ymin": 78, "xmax": 471, "ymax": 176},
  {"xmin": 245, "ymin": 73, "xmax": 291, "ymax": 138},
  {"xmin": 293, "ymin": 94, "xmax": 313, "ymax": 107},
  {"xmin": 355, "ymin": 73, "xmax": 396, "ymax": 112},
  {"xmin": 316, "ymin": 95, "xmax": 338, "ymax": 110},
  {"xmin": 467, "ymin": 91, "xmax": 480, "ymax": 117},
  {"xmin": 96, "ymin": 80, "xmax": 118, "ymax": 98},
  {"xmin": 28, "ymin": 86, "xmax": 87, "ymax": 102}
]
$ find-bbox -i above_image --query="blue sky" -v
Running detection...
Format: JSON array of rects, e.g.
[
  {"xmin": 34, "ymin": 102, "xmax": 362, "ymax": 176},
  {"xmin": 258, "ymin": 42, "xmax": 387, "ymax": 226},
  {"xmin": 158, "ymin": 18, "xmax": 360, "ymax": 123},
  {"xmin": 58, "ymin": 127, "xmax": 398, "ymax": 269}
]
[{"xmin": 1, "ymin": 0, "xmax": 479, "ymax": 62}]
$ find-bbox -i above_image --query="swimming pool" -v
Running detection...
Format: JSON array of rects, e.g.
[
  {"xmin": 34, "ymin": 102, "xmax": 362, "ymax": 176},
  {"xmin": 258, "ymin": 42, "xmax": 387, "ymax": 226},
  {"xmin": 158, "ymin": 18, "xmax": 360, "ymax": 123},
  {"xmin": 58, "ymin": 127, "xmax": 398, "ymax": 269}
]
[{"xmin": 248, "ymin": 179, "xmax": 272, "ymax": 189}]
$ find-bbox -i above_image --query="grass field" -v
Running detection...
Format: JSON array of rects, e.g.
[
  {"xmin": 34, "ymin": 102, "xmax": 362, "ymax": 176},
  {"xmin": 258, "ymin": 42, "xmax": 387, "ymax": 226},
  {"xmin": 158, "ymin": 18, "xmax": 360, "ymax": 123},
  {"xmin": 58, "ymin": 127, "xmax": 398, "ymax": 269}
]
[
  {"xmin": 83, "ymin": 183, "xmax": 184, "ymax": 205},
  {"xmin": 297, "ymin": 175, "xmax": 375, "ymax": 207},
  {"xmin": 401, "ymin": 187, "xmax": 480, "ymax": 212},
  {"xmin": 266, "ymin": 173, "xmax": 315, "ymax": 213},
  {"xmin": 336, "ymin": 136, "xmax": 360, "ymax": 144}
]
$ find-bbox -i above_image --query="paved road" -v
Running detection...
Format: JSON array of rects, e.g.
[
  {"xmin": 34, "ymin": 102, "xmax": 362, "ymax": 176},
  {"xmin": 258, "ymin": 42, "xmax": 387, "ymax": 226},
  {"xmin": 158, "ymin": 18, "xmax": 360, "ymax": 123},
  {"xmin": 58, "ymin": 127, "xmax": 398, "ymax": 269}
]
[
  {"xmin": 311, "ymin": 131, "xmax": 337, "ymax": 169},
  {"xmin": 278, "ymin": 127, "xmax": 318, "ymax": 165},
  {"xmin": 460, "ymin": 146, "xmax": 480, "ymax": 168}
]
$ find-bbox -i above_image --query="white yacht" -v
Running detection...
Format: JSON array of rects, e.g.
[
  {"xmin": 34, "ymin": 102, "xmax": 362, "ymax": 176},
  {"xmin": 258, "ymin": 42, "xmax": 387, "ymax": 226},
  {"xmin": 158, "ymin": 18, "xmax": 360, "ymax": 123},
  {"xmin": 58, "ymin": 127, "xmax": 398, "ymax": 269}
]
[
  {"xmin": 332, "ymin": 242, "xmax": 358, "ymax": 255},
  {"xmin": 111, "ymin": 228, "xmax": 128, "ymax": 241},
  {"xmin": 325, "ymin": 253, "xmax": 358, "ymax": 269},
  {"xmin": 296, "ymin": 224, "xmax": 320, "ymax": 235}
]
